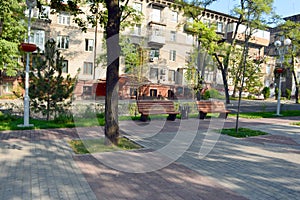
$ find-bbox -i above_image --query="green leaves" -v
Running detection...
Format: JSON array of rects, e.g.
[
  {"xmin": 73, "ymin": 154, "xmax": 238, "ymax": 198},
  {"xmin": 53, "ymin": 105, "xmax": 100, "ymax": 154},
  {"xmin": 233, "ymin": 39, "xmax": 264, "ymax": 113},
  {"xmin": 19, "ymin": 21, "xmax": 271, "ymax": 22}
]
[
  {"xmin": 28, "ymin": 39, "xmax": 77, "ymax": 120},
  {"xmin": 0, "ymin": 0, "xmax": 27, "ymax": 76}
]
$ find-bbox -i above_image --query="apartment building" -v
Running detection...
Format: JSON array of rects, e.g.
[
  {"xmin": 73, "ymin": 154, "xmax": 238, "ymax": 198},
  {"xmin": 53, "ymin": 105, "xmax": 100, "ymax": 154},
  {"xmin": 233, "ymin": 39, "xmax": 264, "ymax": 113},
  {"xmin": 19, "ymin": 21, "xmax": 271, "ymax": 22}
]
[
  {"xmin": 265, "ymin": 14, "xmax": 300, "ymax": 98},
  {"xmin": 3, "ymin": 0, "xmax": 270, "ymax": 100}
]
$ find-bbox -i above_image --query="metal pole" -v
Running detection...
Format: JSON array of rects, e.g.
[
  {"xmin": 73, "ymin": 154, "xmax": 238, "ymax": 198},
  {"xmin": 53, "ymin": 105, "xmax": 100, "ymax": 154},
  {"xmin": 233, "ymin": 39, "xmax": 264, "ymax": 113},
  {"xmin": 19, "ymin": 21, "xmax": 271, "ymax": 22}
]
[
  {"xmin": 19, "ymin": 6, "xmax": 33, "ymax": 127},
  {"xmin": 275, "ymin": 51, "xmax": 284, "ymax": 116},
  {"xmin": 276, "ymin": 74, "xmax": 282, "ymax": 115}
]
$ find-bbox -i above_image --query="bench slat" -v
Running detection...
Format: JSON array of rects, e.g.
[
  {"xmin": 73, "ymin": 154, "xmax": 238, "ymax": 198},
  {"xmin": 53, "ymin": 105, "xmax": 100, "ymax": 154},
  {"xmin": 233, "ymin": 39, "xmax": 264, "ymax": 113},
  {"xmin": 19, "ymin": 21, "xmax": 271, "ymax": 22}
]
[
  {"xmin": 137, "ymin": 100, "xmax": 179, "ymax": 121},
  {"xmin": 196, "ymin": 101, "xmax": 230, "ymax": 119}
]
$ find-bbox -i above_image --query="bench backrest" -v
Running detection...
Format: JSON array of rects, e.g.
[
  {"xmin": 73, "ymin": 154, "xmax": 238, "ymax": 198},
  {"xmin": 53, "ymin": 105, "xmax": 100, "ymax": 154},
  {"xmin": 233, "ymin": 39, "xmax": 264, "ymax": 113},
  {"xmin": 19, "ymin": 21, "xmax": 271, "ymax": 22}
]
[
  {"xmin": 137, "ymin": 100, "xmax": 176, "ymax": 114},
  {"xmin": 196, "ymin": 101, "xmax": 227, "ymax": 113}
]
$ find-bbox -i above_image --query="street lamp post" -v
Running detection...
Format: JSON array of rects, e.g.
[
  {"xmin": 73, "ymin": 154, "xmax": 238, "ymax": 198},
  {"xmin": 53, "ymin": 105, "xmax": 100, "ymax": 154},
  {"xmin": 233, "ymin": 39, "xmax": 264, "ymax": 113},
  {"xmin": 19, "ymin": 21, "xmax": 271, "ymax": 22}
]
[
  {"xmin": 274, "ymin": 38, "xmax": 291, "ymax": 116},
  {"xmin": 18, "ymin": 0, "xmax": 37, "ymax": 127}
]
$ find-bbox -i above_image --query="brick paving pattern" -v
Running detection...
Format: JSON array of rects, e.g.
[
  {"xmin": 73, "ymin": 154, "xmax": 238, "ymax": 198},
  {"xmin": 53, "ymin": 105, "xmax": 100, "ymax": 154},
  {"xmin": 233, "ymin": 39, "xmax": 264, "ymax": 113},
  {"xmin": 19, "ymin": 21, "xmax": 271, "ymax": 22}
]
[{"xmin": 0, "ymin": 116, "xmax": 300, "ymax": 199}]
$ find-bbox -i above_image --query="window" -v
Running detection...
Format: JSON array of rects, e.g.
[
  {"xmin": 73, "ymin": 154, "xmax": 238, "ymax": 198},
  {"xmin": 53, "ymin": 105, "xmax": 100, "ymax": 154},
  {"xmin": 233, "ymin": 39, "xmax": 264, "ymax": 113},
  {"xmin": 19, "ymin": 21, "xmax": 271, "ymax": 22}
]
[
  {"xmin": 62, "ymin": 60, "xmax": 68, "ymax": 73},
  {"xmin": 170, "ymin": 31, "xmax": 176, "ymax": 42},
  {"xmin": 58, "ymin": 13, "xmax": 70, "ymax": 25},
  {"xmin": 83, "ymin": 62, "xmax": 93, "ymax": 75},
  {"xmin": 186, "ymin": 34, "xmax": 194, "ymax": 44},
  {"xmin": 151, "ymin": 8, "xmax": 161, "ymax": 22},
  {"xmin": 169, "ymin": 50, "xmax": 176, "ymax": 61},
  {"xmin": 132, "ymin": 24, "xmax": 141, "ymax": 35},
  {"xmin": 57, "ymin": 36, "xmax": 69, "ymax": 49},
  {"xmin": 85, "ymin": 39, "xmax": 94, "ymax": 51},
  {"xmin": 30, "ymin": 30, "xmax": 45, "ymax": 52},
  {"xmin": 150, "ymin": 68, "xmax": 158, "ymax": 80},
  {"xmin": 171, "ymin": 11, "xmax": 178, "ymax": 22},
  {"xmin": 168, "ymin": 70, "xmax": 175, "ymax": 82},
  {"xmin": 83, "ymin": 86, "xmax": 92, "ymax": 95},
  {"xmin": 133, "ymin": 2, "xmax": 142, "ymax": 12},
  {"xmin": 3, "ymin": 82, "xmax": 13, "ymax": 93},
  {"xmin": 203, "ymin": 19, "xmax": 210, "ymax": 26},
  {"xmin": 149, "ymin": 48, "xmax": 160, "ymax": 59},
  {"xmin": 150, "ymin": 89, "xmax": 157, "ymax": 97},
  {"xmin": 217, "ymin": 22, "xmax": 223, "ymax": 33}
]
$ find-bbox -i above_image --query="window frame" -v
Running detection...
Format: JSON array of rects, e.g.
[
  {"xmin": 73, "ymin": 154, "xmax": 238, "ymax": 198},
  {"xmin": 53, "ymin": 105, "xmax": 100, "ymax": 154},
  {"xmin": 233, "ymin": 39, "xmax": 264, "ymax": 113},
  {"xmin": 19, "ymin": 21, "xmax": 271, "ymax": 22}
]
[
  {"xmin": 170, "ymin": 31, "xmax": 176, "ymax": 42},
  {"xmin": 83, "ymin": 62, "xmax": 93, "ymax": 75},
  {"xmin": 169, "ymin": 50, "xmax": 176, "ymax": 61},
  {"xmin": 171, "ymin": 11, "xmax": 178, "ymax": 22},
  {"xmin": 57, "ymin": 35, "xmax": 69, "ymax": 49},
  {"xmin": 58, "ymin": 13, "xmax": 71, "ymax": 25},
  {"xmin": 85, "ymin": 39, "xmax": 94, "ymax": 51}
]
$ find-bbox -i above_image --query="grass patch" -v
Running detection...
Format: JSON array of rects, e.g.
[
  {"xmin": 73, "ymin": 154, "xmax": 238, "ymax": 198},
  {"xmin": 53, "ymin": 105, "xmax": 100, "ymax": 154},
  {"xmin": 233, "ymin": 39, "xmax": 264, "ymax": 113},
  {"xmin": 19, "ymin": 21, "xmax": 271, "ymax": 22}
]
[
  {"xmin": 229, "ymin": 110, "xmax": 300, "ymax": 119},
  {"xmin": 69, "ymin": 137, "xmax": 141, "ymax": 154},
  {"xmin": 291, "ymin": 122, "xmax": 300, "ymax": 126},
  {"xmin": 220, "ymin": 127, "xmax": 268, "ymax": 138}
]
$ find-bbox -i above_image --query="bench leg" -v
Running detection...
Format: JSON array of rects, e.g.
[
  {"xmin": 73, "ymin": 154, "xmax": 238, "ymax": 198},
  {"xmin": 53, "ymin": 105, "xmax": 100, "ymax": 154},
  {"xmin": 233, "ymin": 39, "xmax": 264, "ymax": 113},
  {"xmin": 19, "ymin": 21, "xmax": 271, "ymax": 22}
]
[
  {"xmin": 199, "ymin": 112, "xmax": 207, "ymax": 120},
  {"xmin": 140, "ymin": 114, "xmax": 149, "ymax": 122},
  {"xmin": 167, "ymin": 114, "xmax": 176, "ymax": 121},
  {"xmin": 218, "ymin": 113, "xmax": 228, "ymax": 119}
]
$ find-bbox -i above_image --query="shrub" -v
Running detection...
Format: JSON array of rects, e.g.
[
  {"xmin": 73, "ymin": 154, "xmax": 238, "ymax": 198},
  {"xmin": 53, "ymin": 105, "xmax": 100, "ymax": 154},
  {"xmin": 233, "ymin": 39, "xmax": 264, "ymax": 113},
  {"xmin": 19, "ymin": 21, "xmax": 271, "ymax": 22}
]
[
  {"xmin": 261, "ymin": 87, "xmax": 270, "ymax": 100},
  {"xmin": 54, "ymin": 113, "xmax": 74, "ymax": 124},
  {"xmin": 204, "ymin": 88, "xmax": 221, "ymax": 99}
]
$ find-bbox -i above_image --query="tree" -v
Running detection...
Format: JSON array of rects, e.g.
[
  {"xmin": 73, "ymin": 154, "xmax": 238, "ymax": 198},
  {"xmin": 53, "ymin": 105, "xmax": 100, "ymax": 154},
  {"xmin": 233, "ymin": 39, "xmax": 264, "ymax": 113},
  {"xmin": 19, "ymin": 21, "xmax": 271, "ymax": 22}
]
[
  {"xmin": 177, "ymin": 0, "xmax": 220, "ymax": 100},
  {"xmin": 229, "ymin": 0, "xmax": 274, "ymax": 133},
  {"xmin": 229, "ymin": 49, "xmax": 264, "ymax": 98},
  {"xmin": 277, "ymin": 20, "xmax": 300, "ymax": 103},
  {"xmin": 0, "ymin": 0, "xmax": 27, "ymax": 95},
  {"xmin": 28, "ymin": 39, "xmax": 77, "ymax": 120},
  {"xmin": 48, "ymin": 0, "xmax": 141, "ymax": 145},
  {"xmin": 212, "ymin": 0, "xmax": 275, "ymax": 104}
]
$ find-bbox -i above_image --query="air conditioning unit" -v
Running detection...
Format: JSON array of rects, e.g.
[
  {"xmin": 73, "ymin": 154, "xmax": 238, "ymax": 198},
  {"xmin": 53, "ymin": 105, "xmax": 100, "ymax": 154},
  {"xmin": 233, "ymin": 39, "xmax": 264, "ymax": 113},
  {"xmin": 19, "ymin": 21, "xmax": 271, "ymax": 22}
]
[{"xmin": 149, "ymin": 57, "xmax": 158, "ymax": 62}]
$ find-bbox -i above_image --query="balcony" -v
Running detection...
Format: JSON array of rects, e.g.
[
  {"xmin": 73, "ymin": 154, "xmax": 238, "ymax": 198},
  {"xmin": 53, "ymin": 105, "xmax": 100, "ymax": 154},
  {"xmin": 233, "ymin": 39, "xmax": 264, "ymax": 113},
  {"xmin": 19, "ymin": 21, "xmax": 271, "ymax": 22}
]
[
  {"xmin": 148, "ymin": 34, "xmax": 165, "ymax": 45},
  {"xmin": 226, "ymin": 23, "xmax": 270, "ymax": 46}
]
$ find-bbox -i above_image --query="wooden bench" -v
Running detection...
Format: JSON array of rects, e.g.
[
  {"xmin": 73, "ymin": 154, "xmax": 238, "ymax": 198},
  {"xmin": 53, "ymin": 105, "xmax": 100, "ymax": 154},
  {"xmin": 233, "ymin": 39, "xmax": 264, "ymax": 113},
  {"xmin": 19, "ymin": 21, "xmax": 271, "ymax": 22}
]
[
  {"xmin": 136, "ymin": 100, "xmax": 180, "ymax": 121},
  {"xmin": 196, "ymin": 100, "xmax": 230, "ymax": 119}
]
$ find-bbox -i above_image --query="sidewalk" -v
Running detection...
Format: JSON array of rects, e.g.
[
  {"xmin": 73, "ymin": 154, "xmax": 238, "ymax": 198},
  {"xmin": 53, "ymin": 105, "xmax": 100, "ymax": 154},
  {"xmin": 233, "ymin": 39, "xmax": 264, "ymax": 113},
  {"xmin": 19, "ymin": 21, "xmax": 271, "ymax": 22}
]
[{"xmin": 0, "ymin": 116, "xmax": 300, "ymax": 199}]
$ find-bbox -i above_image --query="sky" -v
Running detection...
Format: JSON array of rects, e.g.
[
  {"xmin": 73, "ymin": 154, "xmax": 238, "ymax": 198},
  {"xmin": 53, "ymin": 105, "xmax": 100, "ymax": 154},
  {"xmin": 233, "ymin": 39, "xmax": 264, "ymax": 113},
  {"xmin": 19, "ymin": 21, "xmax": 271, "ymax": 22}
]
[{"xmin": 207, "ymin": 0, "xmax": 300, "ymax": 18}]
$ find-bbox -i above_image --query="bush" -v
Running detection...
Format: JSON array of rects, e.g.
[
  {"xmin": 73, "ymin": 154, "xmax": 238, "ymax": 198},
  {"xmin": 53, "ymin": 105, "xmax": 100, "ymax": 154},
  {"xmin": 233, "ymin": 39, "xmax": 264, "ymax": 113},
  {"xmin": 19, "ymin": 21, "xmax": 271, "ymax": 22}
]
[
  {"xmin": 261, "ymin": 87, "xmax": 270, "ymax": 100},
  {"xmin": 204, "ymin": 88, "xmax": 222, "ymax": 99},
  {"xmin": 54, "ymin": 113, "xmax": 74, "ymax": 124}
]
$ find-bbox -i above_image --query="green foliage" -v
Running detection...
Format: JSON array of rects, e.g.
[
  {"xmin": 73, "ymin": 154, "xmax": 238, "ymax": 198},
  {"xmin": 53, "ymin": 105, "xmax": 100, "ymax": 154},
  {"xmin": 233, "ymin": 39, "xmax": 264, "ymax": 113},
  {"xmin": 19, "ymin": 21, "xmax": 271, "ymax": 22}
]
[
  {"xmin": 0, "ymin": 0, "xmax": 26, "ymax": 76},
  {"xmin": 231, "ymin": 110, "xmax": 300, "ymax": 119},
  {"xmin": 220, "ymin": 128, "xmax": 267, "ymax": 138},
  {"xmin": 53, "ymin": 113, "xmax": 74, "ymax": 124},
  {"xmin": 27, "ymin": 39, "xmax": 77, "ymax": 120},
  {"xmin": 203, "ymin": 88, "xmax": 222, "ymax": 100},
  {"xmin": 261, "ymin": 86, "xmax": 270, "ymax": 99}
]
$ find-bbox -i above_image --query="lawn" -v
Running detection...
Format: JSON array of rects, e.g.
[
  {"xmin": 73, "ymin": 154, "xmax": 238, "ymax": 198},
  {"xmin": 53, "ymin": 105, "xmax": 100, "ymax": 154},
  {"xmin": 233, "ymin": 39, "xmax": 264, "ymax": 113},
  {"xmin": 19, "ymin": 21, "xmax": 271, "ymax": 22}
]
[
  {"xmin": 1, "ymin": 109, "xmax": 300, "ymax": 131},
  {"xmin": 229, "ymin": 110, "xmax": 300, "ymax": 119}
]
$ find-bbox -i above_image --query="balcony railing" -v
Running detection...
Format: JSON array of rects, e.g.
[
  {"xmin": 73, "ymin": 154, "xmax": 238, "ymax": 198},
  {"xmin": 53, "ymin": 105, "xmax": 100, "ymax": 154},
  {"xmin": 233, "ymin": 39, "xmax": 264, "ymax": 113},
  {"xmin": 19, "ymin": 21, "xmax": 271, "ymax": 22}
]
[{"xmin": 148, "ymin": 34, "xmax": 165, "ymax": 45}]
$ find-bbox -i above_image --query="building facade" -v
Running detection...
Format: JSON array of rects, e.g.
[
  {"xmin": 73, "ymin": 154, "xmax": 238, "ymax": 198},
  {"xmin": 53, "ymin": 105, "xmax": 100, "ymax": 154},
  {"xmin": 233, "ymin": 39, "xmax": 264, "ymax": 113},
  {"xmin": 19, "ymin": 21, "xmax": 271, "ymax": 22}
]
[{"xmin": 2, "ymin": 0, "xmax": 271, "ymax": 100}]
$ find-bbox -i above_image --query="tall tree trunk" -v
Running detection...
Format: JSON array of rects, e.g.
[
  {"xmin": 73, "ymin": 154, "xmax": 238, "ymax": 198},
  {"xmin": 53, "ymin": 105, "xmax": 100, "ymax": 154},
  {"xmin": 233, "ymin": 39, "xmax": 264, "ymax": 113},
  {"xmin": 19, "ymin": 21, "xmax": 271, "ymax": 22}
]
[{"xmin": 104, "ymin": 0, "xmax": 121, "ymax": 145}]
